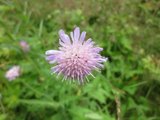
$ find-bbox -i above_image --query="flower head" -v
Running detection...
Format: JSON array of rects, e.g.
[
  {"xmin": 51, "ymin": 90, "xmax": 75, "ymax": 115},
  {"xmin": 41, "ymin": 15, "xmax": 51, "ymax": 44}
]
[
  {"xmin": 5, "ymin": 66, "xmax": 20, "ymax": 81},
  {"xmin": 19, "ymin": 40, "xmax": 30, "ymax": 52},
  {"xmin": 45, "ymin": 27, "xmax": 107, "ymax": 84}
]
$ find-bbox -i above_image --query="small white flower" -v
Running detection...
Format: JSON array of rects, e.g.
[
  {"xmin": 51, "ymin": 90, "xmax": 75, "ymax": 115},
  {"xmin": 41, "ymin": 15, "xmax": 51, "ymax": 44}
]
[{"xmin": 5, "ymin": 66, "xmax": 20, "ymax": 81}]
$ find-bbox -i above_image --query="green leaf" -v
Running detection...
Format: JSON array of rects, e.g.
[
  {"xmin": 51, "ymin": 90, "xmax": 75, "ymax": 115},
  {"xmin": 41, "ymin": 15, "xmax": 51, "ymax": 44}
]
[{"xmin": 19, "ymin": 99, "xmax": 60, "ymax": 108}]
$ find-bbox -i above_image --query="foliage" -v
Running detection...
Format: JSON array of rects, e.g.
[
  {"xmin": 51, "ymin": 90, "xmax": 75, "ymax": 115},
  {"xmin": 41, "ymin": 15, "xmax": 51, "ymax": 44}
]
[{"xmin": 0, "ymin": 0, "xmax": 160, "ymax": 120}]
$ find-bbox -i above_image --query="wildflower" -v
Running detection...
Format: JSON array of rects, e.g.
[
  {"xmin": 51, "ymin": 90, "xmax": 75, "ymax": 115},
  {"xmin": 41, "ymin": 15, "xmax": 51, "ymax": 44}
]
[
  {"xmin": 45, "ymin": 27, "xmax": 107, "ymax": 84},
  {"xmin": 5, "ymin": 66, "xmax": 20, "ymax": 81},
  {"xmin": 19, "ymin": 40, "xmax": 30, "ymax": 52}
]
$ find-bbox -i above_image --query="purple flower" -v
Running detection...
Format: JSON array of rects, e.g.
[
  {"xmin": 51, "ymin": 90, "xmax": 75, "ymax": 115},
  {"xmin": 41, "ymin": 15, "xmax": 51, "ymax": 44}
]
[
  {"xmin": 45, "ymin": 27, "xmax": 107, "ymax": 84},
  {"xmin": 5, "ymin": 66, "xmax": 20, "ymax": 81},
  {"xmin": 19, "ymin": 40, "xmax": 30, "ymax": 52}
]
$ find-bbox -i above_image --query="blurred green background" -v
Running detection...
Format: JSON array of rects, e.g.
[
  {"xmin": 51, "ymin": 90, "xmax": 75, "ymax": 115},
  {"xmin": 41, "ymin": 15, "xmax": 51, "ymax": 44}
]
[{"xmin": 0, "ymin": 0, "xmax": 160, "ymax": 120}]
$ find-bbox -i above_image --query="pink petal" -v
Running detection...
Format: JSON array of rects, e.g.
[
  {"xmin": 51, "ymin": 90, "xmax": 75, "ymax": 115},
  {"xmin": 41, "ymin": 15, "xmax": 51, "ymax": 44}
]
[
  {"xmin": 59, "ymin": 30, "xmax": 71, "ymax": 44},
  {"xmin": 73, "ymin": 27, "xmax": 80, "ymax": 43},
  {"xmin": 79, "ymin": 31, "xmax": 86, "ymax": 43}
]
